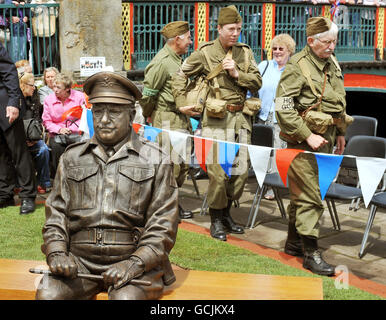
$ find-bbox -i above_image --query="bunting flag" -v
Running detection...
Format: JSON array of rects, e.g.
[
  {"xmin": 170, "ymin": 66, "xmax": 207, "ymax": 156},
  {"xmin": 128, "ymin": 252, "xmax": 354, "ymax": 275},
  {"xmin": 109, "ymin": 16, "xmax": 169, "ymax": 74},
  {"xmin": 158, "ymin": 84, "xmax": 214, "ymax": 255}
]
[
  {"xmin": 169, "ymin": 131, "xmax": 189, "ymax": 162},
  {"xmin": 314, "ymin": 153, "xmax": 343, "ymax": 200},
  {"xmin": 194, "ymin": 137, "xmax": 213, "ymax": 172},
  {"xmin": 131, "ymin": 123, "xmax": 385, "ymax": 203},
  {"xmin": 61, "ymin": 105, "xmax": 83, "ymax": 122},
  {"xmin": 132, "ymin": 123, "xmax": 141, "ymax": 134},
  {"xmin": 330, "ymin": 0, "xmax": 340, "ymax": 19},
  {"xmin": 143, "ymin": 125, "xmax": 162, "ymax": 142},
  {"xmin": 79, "ymin": 107, "xmax": 94, "ymax": 138},
  {"xmin": 356, "ymin": 157, "xmax": 386, "ymax": 207},
  {"xmin": 190, "ymin": 118, "xmax": 200, "ymax": 132},
  {"xmin": 276, "ymin": 149, "xmax": 304, "ymax": 186},
  {"xmin": 218, "ymin": 141, "xmax": 240, "ymax": 177},
  {"xmin": 248, "ymin": 145, "xmax": 272, "ymax": 188}
]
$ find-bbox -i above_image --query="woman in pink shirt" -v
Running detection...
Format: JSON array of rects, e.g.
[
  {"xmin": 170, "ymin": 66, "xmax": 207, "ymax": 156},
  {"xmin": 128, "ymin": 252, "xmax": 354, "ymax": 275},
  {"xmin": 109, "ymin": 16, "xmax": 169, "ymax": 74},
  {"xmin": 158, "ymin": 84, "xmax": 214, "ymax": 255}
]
[{"xmin": 42, "ymin": 73, "xmax": 86, "ymax": 175}]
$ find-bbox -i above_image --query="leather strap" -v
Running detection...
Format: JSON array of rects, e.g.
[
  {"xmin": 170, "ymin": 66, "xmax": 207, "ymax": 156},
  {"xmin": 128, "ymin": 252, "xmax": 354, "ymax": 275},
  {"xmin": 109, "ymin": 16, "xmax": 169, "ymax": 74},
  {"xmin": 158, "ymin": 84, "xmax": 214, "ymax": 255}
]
[{"xmin": 226, "ymin": 104, "xmax": 243, "ymax": 112}]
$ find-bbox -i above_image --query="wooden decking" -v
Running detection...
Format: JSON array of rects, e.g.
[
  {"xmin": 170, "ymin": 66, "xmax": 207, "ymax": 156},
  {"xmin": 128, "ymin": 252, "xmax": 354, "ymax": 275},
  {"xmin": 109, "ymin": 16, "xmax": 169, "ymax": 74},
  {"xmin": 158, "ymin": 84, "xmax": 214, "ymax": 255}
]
[{"xmin": 0, "ymin": 259, "xmax": 323, "ymax": 300}]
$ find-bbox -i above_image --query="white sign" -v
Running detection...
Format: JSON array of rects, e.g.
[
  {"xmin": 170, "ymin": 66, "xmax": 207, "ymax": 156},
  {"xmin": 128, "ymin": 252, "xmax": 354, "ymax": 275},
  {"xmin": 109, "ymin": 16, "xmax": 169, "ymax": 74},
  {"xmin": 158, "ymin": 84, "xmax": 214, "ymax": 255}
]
[{"xmin": 80, "ymin": 57, "xmax": 106, "ymax": 77}]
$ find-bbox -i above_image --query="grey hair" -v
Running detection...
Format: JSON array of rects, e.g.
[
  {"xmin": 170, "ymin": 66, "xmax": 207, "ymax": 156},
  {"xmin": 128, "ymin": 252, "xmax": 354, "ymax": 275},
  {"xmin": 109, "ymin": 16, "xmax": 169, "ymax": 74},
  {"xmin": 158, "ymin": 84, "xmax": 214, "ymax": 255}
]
[
  {"xmin": 165, "ymin": 33, "xmax": 186, "ymax": 43},
  {"xmin": 311, "ymin": 21, "xmax": 339, "ymax": 39}
]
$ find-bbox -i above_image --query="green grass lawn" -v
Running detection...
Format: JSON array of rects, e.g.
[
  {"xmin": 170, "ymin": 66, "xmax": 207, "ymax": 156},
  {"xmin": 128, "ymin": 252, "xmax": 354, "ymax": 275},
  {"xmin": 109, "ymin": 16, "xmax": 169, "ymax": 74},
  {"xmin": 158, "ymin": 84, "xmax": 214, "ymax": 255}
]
[{"xmin": 0, "ymin": 204, "xmax": 383, "ymax": 300}]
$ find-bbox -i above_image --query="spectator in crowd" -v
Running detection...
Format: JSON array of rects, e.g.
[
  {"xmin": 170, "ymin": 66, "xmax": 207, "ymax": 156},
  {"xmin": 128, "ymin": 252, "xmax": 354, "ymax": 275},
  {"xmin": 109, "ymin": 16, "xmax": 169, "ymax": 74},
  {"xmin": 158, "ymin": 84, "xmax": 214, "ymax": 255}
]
[
  {"xmin": 15, "ymin": 59, "xmax": 43, "ymax": 118},
  {"xmin": 38, "ymin": 66, "xmax": 58, "ymax": 104},
  {"xmin": 257, "ymin": 33, "xmax": 296, "ymax": 200},
  {"xmin": 19, "ymin": 71, "xmax": 51, "ymax": 194},
  {"xmin": 5, "ymin": 0, "xmax": 30, "ymax": 62},
  {"xmin": 30, "ymin": 0, "xmax": 59, "ymax": 73},
  {"xmin": 0, "ymin": 42, "xmax": 36, "ymax": 214},
  {"xmin": 42, "ymin": 73, "xmax": 86, "ymax": 175}
]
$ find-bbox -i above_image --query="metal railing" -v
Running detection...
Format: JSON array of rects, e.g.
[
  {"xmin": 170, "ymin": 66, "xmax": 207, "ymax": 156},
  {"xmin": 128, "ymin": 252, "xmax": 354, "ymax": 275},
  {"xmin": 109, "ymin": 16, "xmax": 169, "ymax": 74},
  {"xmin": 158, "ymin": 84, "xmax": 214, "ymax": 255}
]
[
  {"xmin": 0, "ymin": 2, "xmax": 60, "ymax": 76},
  {"xmin": 122, "ymin": 1, "xmax": 383, "ymax": 70}
]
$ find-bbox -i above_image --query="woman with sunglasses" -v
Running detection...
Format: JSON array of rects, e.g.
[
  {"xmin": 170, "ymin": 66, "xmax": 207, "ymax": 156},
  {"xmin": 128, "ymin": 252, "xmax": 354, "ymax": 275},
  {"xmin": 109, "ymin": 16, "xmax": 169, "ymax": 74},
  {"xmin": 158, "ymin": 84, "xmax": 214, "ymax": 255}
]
[
  {"xmin": 256, "ymin": 33, "xmax": 296, "ymax": 200},
  {"xmin": 19, "ymin": 71, "xmax": 52, "ymax": 194}
]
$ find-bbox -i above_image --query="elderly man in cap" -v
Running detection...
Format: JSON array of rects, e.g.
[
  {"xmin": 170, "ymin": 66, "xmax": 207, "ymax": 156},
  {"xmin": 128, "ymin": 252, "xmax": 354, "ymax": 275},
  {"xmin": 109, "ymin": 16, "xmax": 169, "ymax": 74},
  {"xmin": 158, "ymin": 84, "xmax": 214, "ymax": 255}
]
[
  {"xmin": 140, "ymin": 21, "xmax": 194, "ymax": 220},
  {"xmin": 36, "ymin": 72, "xmax": 179, "ymax": 300},
  {"xmin": 275, "ymin": 17, "xmax": 352, "ymax": 276},
  {"xmin": 172, "ymin": 5, "xmax": 262, "ymax": 241}
]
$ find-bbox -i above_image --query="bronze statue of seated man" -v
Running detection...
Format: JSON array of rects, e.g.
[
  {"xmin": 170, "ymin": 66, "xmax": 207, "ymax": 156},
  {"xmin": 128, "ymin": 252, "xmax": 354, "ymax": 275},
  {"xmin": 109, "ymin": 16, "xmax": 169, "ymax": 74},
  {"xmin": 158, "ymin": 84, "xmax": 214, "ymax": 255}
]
[{"xmin": 35, "ymin": 72, "xmax": 179, "ymax": 300}]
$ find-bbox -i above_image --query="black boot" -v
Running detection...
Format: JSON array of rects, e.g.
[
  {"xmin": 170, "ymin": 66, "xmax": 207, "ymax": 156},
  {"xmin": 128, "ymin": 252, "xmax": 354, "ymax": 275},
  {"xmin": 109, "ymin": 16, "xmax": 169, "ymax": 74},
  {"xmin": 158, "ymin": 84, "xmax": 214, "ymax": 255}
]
[
  {"xmin": 284, "ymin": 222, "xmax": 303, "ymax": 257},
  {"xmin": 301, "ymin": 236, "xmax": 335, "ymax": 276},
  {"xmin": 222, "ymin": 200, "xmax": 244, "ymax": 234},
  {"xmin": 179, "ymin": 205, "xmax": 193, "ymax": 219},
  {"xmin": 209, "ymin": 208, "xmax": 227, "ymax": 241}
]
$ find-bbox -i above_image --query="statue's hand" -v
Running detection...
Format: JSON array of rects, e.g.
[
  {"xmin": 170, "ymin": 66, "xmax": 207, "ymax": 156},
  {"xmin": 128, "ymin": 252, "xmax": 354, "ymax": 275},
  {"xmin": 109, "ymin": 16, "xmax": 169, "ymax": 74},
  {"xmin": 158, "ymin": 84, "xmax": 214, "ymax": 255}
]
[
  {"xmin": 102, "ymin": 256, "xmax": 145, "ymax": 289},
  {"xmin": 47, "ymin": 252, "xmax": 78, "ymax": 279}
]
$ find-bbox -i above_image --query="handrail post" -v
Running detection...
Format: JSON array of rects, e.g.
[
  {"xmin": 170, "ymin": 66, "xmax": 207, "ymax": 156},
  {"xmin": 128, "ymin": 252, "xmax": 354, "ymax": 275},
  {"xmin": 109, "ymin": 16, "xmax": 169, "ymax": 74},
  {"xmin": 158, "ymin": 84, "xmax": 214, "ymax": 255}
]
[
  {"xmin": 262, "ymin": 2, "xmax": 275, "ymax": 61},
  {"xmin": 122, "ymin": 2, "xmax": 134, "ymax": 70},
  {"xmin": 375, "ymin": 7, "xmax": 385, "ymax": 60},
  {"xmin": 194, "ymin": 2, "xmax": 209, "ymax": 50}
]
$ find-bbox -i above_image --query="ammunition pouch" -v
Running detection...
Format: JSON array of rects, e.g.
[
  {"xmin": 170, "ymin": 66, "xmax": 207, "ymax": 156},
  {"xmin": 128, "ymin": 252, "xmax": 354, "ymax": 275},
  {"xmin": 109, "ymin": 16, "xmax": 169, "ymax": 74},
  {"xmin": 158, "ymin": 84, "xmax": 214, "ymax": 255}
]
[
  {"xmin": 242, "ymin": 97, "xmax": 261, "ymax": 116},
  {"xmin": 185, "ymin": 76, "xmax": 209, "ymax": 113},
  {"xmin": 205, "ymin": 96, "xmax": 227, "ymax": 119},
  {"xmin": 301, "ymin": 110, "xmax": 334, "ymax": 135}
]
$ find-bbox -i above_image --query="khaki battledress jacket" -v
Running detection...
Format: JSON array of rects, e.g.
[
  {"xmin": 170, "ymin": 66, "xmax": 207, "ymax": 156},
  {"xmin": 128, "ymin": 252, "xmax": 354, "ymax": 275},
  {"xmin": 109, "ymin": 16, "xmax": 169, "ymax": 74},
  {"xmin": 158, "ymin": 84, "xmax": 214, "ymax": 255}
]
[
  {"xmin": 140, "ymin": 44, "xmax": 190, "ymax": 131},
  {"xmin": 172, "ymin": 38, "xmax": 262, "ymax": 209},
  {"xmin": 42, "ymin": 130, "xmax": 179, "ymax": 284},
  {"xmin": 275, "ymin": 45, "xmax": 347, "ymax": 238}
]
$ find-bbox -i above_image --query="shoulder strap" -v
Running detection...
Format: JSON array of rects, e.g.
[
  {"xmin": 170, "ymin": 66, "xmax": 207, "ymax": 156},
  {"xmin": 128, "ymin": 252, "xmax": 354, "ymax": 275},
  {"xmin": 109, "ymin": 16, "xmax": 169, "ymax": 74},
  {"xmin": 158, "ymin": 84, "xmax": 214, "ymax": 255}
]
[
  {"xmin": 298, "ymin": 58, "xmax": 319, "ymax": 98},
  {"xmin": 203, "ymin": 47, "xmax": 233, "ymax": 99},
  {"xmin": 261, "ymin": 60, "xmax": 269, "ymax": 77}
]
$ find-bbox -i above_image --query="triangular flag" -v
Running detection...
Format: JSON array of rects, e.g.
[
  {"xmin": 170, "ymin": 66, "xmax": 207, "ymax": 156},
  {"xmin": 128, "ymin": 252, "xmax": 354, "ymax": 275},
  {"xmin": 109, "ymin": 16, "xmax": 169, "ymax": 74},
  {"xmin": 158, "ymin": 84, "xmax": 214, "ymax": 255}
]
[
  {"xmin": 194, "ymin": 137, "xmax": 213, "ymax": 172},
  {"xmin": 79, "ymin": 106, "xmax": 90, "ymax": 139},
  {"xmin": 86, "ymin": 108, "xmax": 94, "ymax": 138},
  {"xmin": 248, "ymin": 145, "xmax": 272, "ymax": 188},
  {"xmin": 143, "ymin": 125, "xmax": 162, "ymax": 142},
  {"xmin": 169, "ymin": 131, "xmax": 189, "ymax": 162},
  {"xmin": 132, "ymin": 123, "xmax": 141, "ymax": 134},
  {"xmin": 276, "ymin": 149, "xmax": 304, "ymax": 186},
  {"xmin": 218, "ymin": 141, "xmax": 240, "ymax": 177},
  {"xmin": 314, "ymin": 153, "xmax": 343, "ymax": 200},
  {"xmin": 357, "ymin": 157, "xmax": 386, "ymax": 207},
  {"xmin": 190, "ymin": 118, "xmax": 200, "ymax": 132}
]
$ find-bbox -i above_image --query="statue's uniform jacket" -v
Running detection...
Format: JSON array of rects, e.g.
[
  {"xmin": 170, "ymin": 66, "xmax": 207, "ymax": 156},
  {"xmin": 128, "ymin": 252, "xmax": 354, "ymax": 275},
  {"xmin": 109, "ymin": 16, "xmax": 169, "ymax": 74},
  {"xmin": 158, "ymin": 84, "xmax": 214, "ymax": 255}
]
[{"xmin": 42, "ymin": 131, "xmax": 179, "ymax": 284}]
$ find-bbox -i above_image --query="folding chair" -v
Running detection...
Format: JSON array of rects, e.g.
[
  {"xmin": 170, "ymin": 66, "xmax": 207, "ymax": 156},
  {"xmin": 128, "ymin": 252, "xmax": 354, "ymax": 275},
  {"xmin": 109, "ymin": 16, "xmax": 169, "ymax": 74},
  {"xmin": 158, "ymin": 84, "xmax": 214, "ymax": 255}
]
[
  {"xmin": 345, "ymin": 115, "xmax": 378, "ymax": 143},
  {"xmin": 246, "ymin": 124, "xmax": 288, "ymax": 229},
  {"xmin": 325, "ymin": 136, "xmax": 386, "ymax": 231},
  {"xmin": 359, "ymin": 191, "xmax": 386, "ymax": 258}
]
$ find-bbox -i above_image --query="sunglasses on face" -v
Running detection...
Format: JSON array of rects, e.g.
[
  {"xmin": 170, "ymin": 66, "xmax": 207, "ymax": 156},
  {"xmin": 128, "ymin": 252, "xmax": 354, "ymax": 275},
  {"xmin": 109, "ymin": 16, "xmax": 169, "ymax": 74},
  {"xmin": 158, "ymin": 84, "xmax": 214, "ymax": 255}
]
[{"xmin": 272, "ymin": 47, "xmax": 285, "ymax": 52}]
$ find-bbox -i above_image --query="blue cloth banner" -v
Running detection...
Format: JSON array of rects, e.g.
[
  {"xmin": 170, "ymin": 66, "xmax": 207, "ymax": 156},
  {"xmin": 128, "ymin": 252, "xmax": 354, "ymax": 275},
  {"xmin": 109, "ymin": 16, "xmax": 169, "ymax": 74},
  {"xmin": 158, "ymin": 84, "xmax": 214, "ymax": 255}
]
[
  {"xmin": 218, "ymin": 141, "xmax": 240, "ymax": 177},
  {"xmin": 144, "ymin": 125, "xmax": 162, "ymax": 142},
  {"xmin": 86, "ymin": 109, "xmax": 94, "ymax": 138},
  {"xmin": 314, "ymin": 153, "xmax": 343, "ymax": 200}
]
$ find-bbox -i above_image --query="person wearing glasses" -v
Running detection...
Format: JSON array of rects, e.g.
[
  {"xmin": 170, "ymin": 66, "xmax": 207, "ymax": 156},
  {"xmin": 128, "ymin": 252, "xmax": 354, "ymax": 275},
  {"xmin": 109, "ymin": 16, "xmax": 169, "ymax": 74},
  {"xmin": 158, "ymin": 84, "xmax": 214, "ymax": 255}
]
[
  {"xmin": 275, "ymin": 17, "xmax": 352, "ymax": 276},
  {"xmin": 19, "ymin": 71, "xmax": 51, "ymax": 194},
  {"xmin": 256, "ymin": 34, "xmax": 296, "ymax": 200}
]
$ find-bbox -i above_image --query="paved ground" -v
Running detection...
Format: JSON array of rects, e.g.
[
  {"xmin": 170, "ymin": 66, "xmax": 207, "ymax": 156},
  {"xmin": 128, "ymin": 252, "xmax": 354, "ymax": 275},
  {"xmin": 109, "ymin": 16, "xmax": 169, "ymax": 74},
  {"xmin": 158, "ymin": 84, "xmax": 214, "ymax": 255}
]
[{"xmin": 178, "ymin": 174, "xmax": 386, "ymax": 287}]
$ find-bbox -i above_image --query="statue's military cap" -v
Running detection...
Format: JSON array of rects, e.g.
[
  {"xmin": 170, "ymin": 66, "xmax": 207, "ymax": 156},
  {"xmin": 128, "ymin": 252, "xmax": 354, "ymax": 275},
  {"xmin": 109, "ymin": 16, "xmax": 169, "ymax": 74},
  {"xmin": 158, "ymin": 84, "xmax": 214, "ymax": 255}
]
[
  {"xmin": 83, "ymin": 71, "xmax": 141, "ymax": 105},
  {"xmin": 218, "ymin": 5, "xmax": 242, "ymax": 25},
  {"xmin": 161, "ymin": 21, "xmax": 189, "ymax": 39},
  {"xmin": 306, "ymin": 17, "xmax": 332, "ymax": 37}
]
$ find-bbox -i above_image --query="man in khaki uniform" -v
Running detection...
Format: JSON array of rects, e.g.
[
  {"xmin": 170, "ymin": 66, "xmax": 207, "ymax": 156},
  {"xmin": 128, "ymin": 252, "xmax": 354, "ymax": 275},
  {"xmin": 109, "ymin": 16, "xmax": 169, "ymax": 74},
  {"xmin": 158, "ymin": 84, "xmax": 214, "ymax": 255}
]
[
  {"xmin": 275, "ymin": 17, "xmax": 350, "ymax": 276},
  {"xmin": 172, "ymin": 6, "xmax": 262, "ymax": 241},
  {"xmin": 140, "ymin": 21, "xmax": 194, "ymax": 219}
]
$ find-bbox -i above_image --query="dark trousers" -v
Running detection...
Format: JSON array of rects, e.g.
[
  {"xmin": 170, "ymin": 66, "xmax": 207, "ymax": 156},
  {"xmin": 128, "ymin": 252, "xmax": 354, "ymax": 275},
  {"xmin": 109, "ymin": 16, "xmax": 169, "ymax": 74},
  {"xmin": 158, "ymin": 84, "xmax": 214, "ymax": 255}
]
[
  {"xmin": 48, "ymin": 137, "xmax": 66, "ymax": 177},
  {"xmin": 0, "ymin": 119, "xmax": 36, "ymax": 200}
]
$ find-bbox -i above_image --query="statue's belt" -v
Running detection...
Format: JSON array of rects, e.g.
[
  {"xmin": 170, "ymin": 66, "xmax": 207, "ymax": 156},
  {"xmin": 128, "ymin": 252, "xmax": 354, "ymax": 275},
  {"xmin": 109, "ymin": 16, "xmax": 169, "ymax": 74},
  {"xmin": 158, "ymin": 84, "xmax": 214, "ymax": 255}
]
[{"xmin": 71, "ymin": 228, "xmax": 136, "ymax": 245}]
